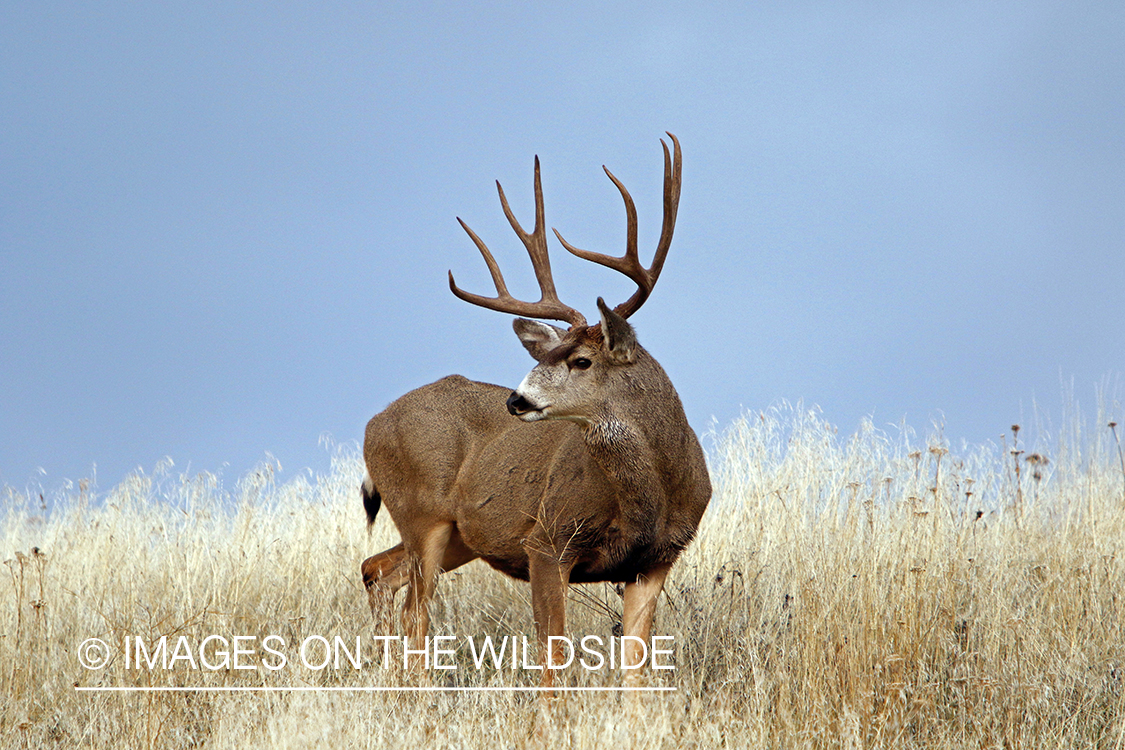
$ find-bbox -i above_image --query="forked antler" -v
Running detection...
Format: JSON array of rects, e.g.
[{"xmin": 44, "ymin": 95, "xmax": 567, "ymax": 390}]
[
  {"xmin": 554, "ymin": 132, "xmax": 681, "ymax": 320},
  {"xmin": 449, "ymin": 133, "xmax": 682, "ymax": 327},
  {"xmin": 448, "ymin": 157, "xmax": 588, "ymax": 329}
]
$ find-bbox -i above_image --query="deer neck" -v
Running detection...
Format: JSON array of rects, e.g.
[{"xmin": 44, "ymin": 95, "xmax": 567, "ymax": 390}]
[{"xmin": 580, "ymin": 351, "xmax": 693, "ymax": 525}]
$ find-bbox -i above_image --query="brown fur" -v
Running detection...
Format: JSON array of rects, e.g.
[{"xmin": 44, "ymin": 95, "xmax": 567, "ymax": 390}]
[{"xmin": 360, "ymin": 134, "xmax": 710, "ymax": 687}]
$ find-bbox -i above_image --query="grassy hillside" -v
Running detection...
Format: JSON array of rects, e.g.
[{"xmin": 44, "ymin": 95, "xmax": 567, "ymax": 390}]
[{"xmin": 3, "ymin": 404, "xmax": 1124, "ymax": 748}]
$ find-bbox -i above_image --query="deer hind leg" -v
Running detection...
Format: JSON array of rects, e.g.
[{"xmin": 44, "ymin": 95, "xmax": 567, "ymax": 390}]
[
  {"xmin": 362, "ymin": 543, "xmax": 409, "ymax": 631},
  {"xmin": 620, "ymin": 564, "xmax": 672, "ymax": 687},
  {"xmin": 363, "ymin": 529, "xmax": 478, "ymax": 634},
  {"xmin": 400, "ymin": 520, "xmax": 471, "ymax": 650}
]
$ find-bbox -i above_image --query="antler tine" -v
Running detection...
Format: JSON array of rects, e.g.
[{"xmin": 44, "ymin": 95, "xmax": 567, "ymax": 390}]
[
  {"xmin": 448, "ymin": 156, "xmax": 588, "ymax": 328},
  {"xmin": 496, "ymin": 157, "xmax": 565, "ymax": 307},
  {"xmin": 552, "ymin": 132, "xmax": 682, "ymax": 320},
  {"xmin": 553, "ymin": 165, "xmax": 643, "ymax": 297}
]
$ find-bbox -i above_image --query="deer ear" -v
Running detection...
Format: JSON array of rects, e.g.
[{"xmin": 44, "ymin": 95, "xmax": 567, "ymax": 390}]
[
  {"xmin": 597, "ymin": 297, "xmax": 636, "ymax": 364},
  {"xmin": 513, "ymin": 318, "xmax": 567, "ymax": 360}
]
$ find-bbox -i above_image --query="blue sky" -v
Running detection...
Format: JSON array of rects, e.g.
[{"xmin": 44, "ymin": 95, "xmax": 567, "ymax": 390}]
[{"xmin": 2, "ymin": 2, "xmax": 1123, "ymax": 492}]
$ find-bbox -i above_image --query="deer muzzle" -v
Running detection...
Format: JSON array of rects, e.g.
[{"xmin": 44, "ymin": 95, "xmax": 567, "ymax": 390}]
[{"xmin": 506, "ymin": 391, "xmax": 543, "ymax": 419}]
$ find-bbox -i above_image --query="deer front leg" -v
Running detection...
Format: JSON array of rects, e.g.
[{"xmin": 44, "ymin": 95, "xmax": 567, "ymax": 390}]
[
  {"xmin": 621, "ymin": 563, "xmax": 672, "ymax": 686},
  {"xmin": 526, "ymin": 546, "xmax": 572, "ymax": 689}
]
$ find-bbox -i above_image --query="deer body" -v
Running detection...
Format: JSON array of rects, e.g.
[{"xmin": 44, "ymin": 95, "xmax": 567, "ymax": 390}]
[{"xmin": 361, "ymin": 134, "xmax": 710, "ymax": 684}]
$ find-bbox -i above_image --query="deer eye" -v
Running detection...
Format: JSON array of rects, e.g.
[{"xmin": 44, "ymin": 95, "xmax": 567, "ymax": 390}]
[{"xmin": 572, "ymin": 357, "xmax": 592, "ymax": 370}]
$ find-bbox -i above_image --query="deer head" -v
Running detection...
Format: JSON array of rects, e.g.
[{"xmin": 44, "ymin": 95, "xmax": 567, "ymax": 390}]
[{"xmin": 448, "ymin": 133, "xmax": 682, "ymax": 426}]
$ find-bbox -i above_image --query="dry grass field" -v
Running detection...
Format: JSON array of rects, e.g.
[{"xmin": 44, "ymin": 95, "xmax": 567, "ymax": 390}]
[{"xmin": 3, "ymin": 403, "xmax": 1124, "ymax": 748}]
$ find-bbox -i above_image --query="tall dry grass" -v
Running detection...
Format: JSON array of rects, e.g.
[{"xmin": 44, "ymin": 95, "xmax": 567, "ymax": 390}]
[{"xmin": 3, "ymin": 403, "xmax": 1124, "ymax": 749}]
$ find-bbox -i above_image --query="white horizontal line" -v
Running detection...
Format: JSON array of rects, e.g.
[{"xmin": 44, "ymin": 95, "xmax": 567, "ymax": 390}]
[{"xmin": 76, "ymin": 686, "xmax": 676, "ymax": 693}]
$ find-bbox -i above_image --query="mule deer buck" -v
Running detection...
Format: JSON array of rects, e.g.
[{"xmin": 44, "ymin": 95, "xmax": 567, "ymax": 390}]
[{"xmin": 361, "ymin": 133, "xmax": 710, "ymax": 684}]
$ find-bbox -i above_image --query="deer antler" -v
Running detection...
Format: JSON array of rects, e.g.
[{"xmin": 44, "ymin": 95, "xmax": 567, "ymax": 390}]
[
  {"xmin": 553, "ymin": 132, "xmax": 681, "ymax": 320},
  {"xmin": 449, "ymin": 157, "xmax": 588, "ymax": 329}
]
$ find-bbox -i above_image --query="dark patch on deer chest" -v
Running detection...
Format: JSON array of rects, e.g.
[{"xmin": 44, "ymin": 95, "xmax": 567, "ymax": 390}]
[
  {"xmin": 568, "ymin": 539, "xmax": 674, "ymax": 583},
  {"xmin": 566, "ymin": 520, "xmax": 682, "ymax": 583},
  {"xmin": 481, "ymin": 555, "xmax": 531, "ymax": 581}
]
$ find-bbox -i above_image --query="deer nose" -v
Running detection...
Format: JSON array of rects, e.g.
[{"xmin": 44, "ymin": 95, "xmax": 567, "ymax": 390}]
[{"xmin": 507, "ymin": 391, "xmax": 535, "ymax": 416}]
